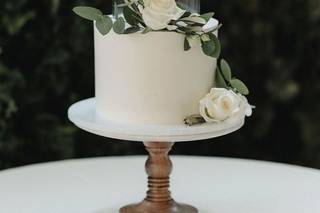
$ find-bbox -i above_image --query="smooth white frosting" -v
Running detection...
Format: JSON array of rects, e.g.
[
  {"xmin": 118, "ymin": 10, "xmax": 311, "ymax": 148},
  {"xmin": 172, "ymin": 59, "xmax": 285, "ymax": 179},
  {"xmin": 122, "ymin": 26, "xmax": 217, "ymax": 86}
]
[{"xmin": 94, "ymin": 19, "xmax": 218, "ymax": 124}]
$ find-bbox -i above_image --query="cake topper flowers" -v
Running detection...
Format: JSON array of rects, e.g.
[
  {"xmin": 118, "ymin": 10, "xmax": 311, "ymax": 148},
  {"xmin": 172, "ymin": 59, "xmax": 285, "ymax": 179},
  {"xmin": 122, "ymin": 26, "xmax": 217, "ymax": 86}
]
[
  {"xmin": 73, "ymin": 0, "xmax": 221, "ymax": 58},
  {"xmin": 140, "ymin": 0, "xmax": 185, "ymax": 30}
]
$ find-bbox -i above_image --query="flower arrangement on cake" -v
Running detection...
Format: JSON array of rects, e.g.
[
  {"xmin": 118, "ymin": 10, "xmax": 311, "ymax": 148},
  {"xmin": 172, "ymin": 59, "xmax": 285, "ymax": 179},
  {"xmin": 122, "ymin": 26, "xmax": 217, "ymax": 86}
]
[
  {"xmin": 184, "ymin": 59, "xmax": 253, "ymax": 126},
  {"xmin": 73, "ymin": 0, "xmax": 221, "ymax": 58},
  {"xmin": 73, "ymin": 0, "xmax": 253, "ymax": 126}
]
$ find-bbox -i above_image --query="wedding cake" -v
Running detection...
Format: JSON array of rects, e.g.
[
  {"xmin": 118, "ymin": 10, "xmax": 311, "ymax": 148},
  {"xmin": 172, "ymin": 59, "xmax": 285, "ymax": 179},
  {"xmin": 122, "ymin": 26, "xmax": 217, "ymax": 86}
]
[
  {"xmin": 95, "ymin": 20, "xmax": 219, "ymax": 125},
  {"xmin": 73, "ymin": 0, "xmax": 252, "ymax": 126}
]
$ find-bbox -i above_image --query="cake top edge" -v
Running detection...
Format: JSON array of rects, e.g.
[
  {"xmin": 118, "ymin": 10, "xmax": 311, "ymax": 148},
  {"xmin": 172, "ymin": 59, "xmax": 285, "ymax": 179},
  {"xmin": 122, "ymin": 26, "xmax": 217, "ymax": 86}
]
[{"xmin": 97, "ymin": 16, "xmax": 219, "ymax": 34}]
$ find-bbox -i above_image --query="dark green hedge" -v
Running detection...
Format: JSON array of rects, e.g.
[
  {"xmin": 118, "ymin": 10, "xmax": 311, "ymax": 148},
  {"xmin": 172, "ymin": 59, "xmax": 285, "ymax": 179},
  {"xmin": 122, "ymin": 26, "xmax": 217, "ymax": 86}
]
[{"xmin": 1, "ymin": 0, "xmax": 320, "ymax": 169}]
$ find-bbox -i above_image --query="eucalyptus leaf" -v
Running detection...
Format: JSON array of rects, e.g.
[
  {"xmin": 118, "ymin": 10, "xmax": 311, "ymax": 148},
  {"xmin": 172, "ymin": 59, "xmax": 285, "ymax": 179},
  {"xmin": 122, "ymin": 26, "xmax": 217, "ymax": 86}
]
[
  {"xmin": 220, "ymin": 59, "xmax": 232, "ymax": 81},
  {"xmin": 96, "ymin": 15, "xmax": 113, "ymax": 35},
  {"xmin": 202, "ymin": 40, "xmax": 214, "ymax": 57},
  {"xmin": 176, "ymin": 26, "xmax": 189, "ymax": 33},
  {"xmin": 123, "ymin": 6, "xmax": 140, "ymax": 26},
  {"xmin": 200, "ymin": 12, "xmax": 215, "ymax": 22},
  {"xmin": 184, "ymin": 26, "xmax": 203, "ymax": 32},
  {"xmin": 142, "ymin": 27, "xmax": 152, "ymax": 34},
  {"xmin": 180, "ymin": 11, "xmax": 192, "ymax": 19},
  {"xmin": 113, "ymin": 17, "xmax": 126, "ymax": 34},
  {"xmin": 201, "ymin": 33, "xmax": 221, "ymax": 58},
  {"xmin": 73, "ymin": 6, "xmax": 102, "ymax": 21},
  {"xmin": 201, "ymin": 34, "xmax": 210, "ymax": 42},
  {"xmin": 184, "ymin": 115, "xmax": 205, "ymax": 126},
  {"xmin": 184, "ymin": 37, "xmax": 191, "ymax": 51},
  {"xmin": 210, "ymin": 33, "xmax": 221, "ymax": 58},
  {"xmin": 230, "ymin": 79, "xmax": 249, "ymax": 95},
  {"xmin": 180, "ymin": 16, "xmax": 206, "ymax": 25},
  {"xmin": 124, "ymin": 26, "xmax": 141, "ymax": 34},
  {"xmin": 216, "ymin": 67, "xmax": 228, "ymax": 89},
  {"xmin": 130, "ymin": 3, "xmax": 140, "ymax": 13}
]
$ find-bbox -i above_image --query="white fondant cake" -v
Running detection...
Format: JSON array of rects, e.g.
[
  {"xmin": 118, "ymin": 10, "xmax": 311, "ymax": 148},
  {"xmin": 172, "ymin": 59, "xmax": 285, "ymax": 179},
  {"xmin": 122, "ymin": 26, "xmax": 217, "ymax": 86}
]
[{"xmin": 95, "ymin": 19, "xmax": 219, "ymax": 125}]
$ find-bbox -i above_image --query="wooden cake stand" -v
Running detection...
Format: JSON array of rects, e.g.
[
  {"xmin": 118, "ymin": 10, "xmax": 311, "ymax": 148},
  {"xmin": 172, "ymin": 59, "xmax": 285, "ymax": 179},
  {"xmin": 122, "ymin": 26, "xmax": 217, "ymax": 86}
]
[{"xmin": 68, "ymin": 98, "xmax": 245, "ymax": 213}]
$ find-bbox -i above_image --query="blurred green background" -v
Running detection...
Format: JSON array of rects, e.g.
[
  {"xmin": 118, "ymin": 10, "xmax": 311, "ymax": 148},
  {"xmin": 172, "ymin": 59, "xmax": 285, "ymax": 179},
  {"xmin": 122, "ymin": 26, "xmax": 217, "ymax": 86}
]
[{"xmin": 0, "ymin": 0, "xmax": 320, "ymax": 170}]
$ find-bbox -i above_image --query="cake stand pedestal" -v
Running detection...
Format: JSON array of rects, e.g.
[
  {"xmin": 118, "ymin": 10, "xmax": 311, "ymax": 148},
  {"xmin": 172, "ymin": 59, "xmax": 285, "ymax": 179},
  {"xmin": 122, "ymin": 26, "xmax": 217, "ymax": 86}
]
[
  {"xmin": 120, "ymin": 142, "xmax": 197, "ymax": 213},
  {"xmin": 68, "ymin": 98, "xmax": 245, "ymax": 213}
]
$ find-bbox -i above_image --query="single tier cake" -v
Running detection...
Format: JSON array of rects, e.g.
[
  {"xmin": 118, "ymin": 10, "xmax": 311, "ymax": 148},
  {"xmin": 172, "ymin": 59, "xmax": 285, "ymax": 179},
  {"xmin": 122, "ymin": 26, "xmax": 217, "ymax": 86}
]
[
  {"xmin": 73, "ymin": 1, "xmax": 251, "ymax": 127},
  {"xmin": 95, "ymin": 19, "xmax": 219, "ymax": 125}
]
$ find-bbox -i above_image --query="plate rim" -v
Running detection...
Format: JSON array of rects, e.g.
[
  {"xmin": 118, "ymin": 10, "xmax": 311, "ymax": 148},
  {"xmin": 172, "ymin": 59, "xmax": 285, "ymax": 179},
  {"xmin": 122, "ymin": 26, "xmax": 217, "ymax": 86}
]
[{"xmin": 68, "ymin": 98, "xmax": 245, "ymax": 142}]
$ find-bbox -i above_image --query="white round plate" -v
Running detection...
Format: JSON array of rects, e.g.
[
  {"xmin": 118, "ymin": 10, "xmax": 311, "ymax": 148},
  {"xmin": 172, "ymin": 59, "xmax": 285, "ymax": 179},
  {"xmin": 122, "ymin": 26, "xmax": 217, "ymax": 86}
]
[{"xmin": 68, "ymin": 98, "xmax": 245, "ymax": 142}]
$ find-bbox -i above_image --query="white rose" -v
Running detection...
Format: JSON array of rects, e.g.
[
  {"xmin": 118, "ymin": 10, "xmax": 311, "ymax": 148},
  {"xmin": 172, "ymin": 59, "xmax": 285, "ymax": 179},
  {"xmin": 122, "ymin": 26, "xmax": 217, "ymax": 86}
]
[
  {"xmin": 140, "ymin": 0, "xmax": 185, "ymax": 30},
  {"xmin": 199, "ymin": 88, "xmax": 252, "ymax": 122}
]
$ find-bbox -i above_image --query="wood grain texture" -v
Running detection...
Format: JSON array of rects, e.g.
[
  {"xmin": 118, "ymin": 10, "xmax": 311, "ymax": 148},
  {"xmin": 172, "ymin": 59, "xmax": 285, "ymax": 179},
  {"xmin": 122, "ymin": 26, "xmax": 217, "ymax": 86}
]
[{"xmin": 120, "ymin": 142, "xmax": 198, "ymax": 213}]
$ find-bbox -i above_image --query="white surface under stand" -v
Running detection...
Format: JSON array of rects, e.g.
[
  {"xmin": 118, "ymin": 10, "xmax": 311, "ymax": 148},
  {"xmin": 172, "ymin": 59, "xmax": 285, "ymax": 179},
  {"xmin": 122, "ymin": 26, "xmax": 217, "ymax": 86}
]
[{"xmin": 1, "ymin": 156, "xmax": 320, "ymax": 213}]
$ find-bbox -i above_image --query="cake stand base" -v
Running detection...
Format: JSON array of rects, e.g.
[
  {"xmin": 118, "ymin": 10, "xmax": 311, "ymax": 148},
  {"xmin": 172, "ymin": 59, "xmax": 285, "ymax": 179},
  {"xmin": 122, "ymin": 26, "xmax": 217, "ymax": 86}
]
[
  {"xmin": 120, "ymin": 200, "xmax": 197, "ymax": 213},
  {"xmin": 120, "ymin": 142, "xmax": 198, "ymax": 213}
]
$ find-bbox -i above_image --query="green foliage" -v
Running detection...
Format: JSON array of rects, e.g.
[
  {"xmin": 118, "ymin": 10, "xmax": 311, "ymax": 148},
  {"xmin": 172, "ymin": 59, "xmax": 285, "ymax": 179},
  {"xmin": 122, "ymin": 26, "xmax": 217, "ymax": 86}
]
[
  {"xmin": 1, "ymin": 11, "xmax": 35, "ymax": 35},
  {"xmin": 0, "ymin": 63, "xmax": 24, "ymax": 121},
  {"xmin": 73, "ymin": 6, "xmax": 113, "ymax": 35},
  {"xmin": 180, "ymin": 16, "xmax": 206, "ymax": 24},
  {"xmin": 230, "ymin": 79, "xmax": 249, "ymax": 95},
  {"xmin": 0, "ymin": 0, "xmax": 95, "ymax": 169},
  {"xmin": 96, "ymin": 15, "xmax": 113, "ymax": 35},
  {"xmin": 113, "ymin": 17, "xmax": 126, "ymax": 34},
  {"xmin": 216, "ymin": 67, "xmax": 228, "ymax": 88},
  {"xmin": 124, "ymin": 26, "xmax": 141, "ymax": 34},
  {"xmin": 142, "ymin": 27, "xmax": 152, "ymax": 34},
  {"xmin": 201, "ymin": 33, "xmax": 221, "ymax": 58},
  {"xmin": 123, "ymin": 6, "xmax": 140, "ymax": 26},
  {"xmin": 200, "ymin": 12, "xmax": 215, "ymax": 22},
  {"xmin": 73, "ymin": 5, "xmax": 141, "ymax": 35},
  {"xmin": 184, "ymin": 37, "xmax": 191, "ymax": 51},
  {"xmin": 220, "ymin": 59, "xmax": 232, "ymax": 81},
  {"xmin": 73, "ymin": 6, "xmax": 102, "ymax": 21},
  {"xmin": 200, "ymin": 34, "xmax": 211, "ymax": 42},
  {"xmin": 215, "ymin": 59, "xmax": 249, "ymax": 95},
  {"xmin": 73, "ymin": 2, "xmax": 221, "ymax": 57}
]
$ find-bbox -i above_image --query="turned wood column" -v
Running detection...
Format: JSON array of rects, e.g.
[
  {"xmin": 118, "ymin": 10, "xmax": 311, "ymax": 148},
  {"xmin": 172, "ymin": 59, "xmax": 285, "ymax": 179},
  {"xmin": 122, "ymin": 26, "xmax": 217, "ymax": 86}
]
[
  {"xmin": 120, "ymin": 142, "xmax": 198, "ymax": 213},
  {"xmin": 144, "ymin": 142, "xmax": 174, "ymax": 203}
]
